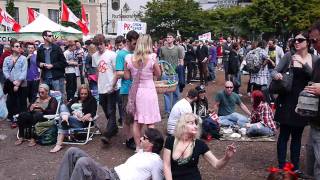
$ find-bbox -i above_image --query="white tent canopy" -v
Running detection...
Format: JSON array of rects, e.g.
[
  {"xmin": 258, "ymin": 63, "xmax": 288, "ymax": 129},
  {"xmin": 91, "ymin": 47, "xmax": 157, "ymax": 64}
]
[{"xmin": 20, "ymin": 14, "xmax": 81, "ymax": 34}]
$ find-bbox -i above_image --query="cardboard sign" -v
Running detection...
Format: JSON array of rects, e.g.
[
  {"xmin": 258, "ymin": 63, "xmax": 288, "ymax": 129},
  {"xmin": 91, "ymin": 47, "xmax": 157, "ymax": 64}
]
[
  {"xmin": 117, "ymin": 21, "xmax": 146, "ymax": 36},
  {"xmin": 198, "ymin": 32, "xmax": 211, "ymax": 41}
]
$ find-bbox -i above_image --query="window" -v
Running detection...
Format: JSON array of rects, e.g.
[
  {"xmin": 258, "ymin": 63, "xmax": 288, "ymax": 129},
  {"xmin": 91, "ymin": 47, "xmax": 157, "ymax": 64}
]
[
  {"xmin": 32, "ymin": 8, "xmax": 40, "ymax": 12},
  {"xmin": 111, "ymin": 0, "xmax": 120, "ymax": 11},
  {"xmin": 48, "ymin": 9, "xmax": 59, "ymax": 23},
  {"xmin": 89, "ymin": 0, "xmax": 95, "ymax": 2},
  {"xmin": 14, "ymin": 7, "xmax": 19, "ymax": 23}
]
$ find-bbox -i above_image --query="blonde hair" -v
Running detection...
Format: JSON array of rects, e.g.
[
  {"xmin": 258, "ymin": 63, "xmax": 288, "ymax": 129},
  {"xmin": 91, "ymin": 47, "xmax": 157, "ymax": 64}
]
[
  {"xmin": 174, "ymin": 113, "xmax": 202, "ymax": 140},
  {"xmin": 133, "ymin": 34, "xmax": 153, "ymax": 65}
]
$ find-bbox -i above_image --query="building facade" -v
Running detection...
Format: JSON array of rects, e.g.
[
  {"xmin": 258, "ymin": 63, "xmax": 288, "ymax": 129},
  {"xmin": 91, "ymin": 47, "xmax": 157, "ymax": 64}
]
[{"xmin": 198, "ymin": 0, "xmax": 251, "ymax": 10}]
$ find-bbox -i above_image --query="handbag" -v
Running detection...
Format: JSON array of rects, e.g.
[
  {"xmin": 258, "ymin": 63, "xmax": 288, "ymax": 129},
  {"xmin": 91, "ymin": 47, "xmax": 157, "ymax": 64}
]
[
  {"xmin": 269, "ymin": 57, "xmax": 293, "ymax": 94},
  {"xmin": 126, "ymin": 59, "xmax": 143, "ymax": 117},
  {"xmin": 3, "ymin": 55, "xmax": 21, "ymax": 95}
]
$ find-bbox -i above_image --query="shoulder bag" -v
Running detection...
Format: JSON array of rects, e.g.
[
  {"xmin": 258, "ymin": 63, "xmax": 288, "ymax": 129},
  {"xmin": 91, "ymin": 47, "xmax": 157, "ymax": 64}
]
[{"xmin": 269, "ymin": 56, "xmax": 293, "ymax": 94}]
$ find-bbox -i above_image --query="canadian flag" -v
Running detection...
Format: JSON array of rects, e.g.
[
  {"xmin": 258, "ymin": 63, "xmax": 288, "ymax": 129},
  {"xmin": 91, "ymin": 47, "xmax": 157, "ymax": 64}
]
[
  {"xmin": 0, "ymin": 8, "xmax": 21, "ymax": 32},
  {"xmin": 27, "ymin": 8, "xmax": 40, "ymax": 24},
  {"xmin": 61, "ymin": 1, "xmax": 89, "ymax": 35},
  {"xmin": 81, "ymin": 5, "xmax": 88, "ymax": 27}
]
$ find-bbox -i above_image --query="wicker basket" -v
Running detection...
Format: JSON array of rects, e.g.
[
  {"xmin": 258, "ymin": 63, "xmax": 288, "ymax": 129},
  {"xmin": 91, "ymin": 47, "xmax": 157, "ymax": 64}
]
[{"xmin": 155, "ymin": 80, "xmax": 178, "ymax": 94}]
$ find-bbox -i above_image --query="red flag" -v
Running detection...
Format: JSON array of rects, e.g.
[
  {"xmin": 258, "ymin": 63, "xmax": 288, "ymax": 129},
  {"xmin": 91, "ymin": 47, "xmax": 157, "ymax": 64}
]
[
  {"xmin": 0, "ymin": 8, "xmax": 21, "ymax": 32},
  {"xmin": 27, "ymin": 7, "xmax": 40, "ymax": 24},
  {"xmin": 61, "ymin": 1, "xmax": 89, "ymax": 35},
  {"xmin": 81, "ymin": 5, "xmax": 88, "ymax": 26}
]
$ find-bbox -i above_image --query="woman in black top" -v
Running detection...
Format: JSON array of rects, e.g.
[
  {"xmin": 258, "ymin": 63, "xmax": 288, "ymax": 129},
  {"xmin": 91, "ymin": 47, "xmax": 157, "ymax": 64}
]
[
  {"xmin": 271, "ymin": 32, "xmax": 318, "ymax": 174},
  {"xmin": 163, "ymin": 113, "xmax": 236, "ymax": 180},
  {"xmin": 50, "ymin": 85, "xmax": 97, "ymax": 153},
  {"xmin": 15, "ymin": 83, "xmax": 58, "ymax": 146}
]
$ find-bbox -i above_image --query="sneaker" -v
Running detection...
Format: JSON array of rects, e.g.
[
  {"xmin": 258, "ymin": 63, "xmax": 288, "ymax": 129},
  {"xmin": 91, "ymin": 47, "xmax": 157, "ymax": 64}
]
[
  {"xmin": 126, "ymin": 137, "xmax": 136, "ymax": 150},
  {"xmin": 100, "ymin": 136, "xmax": 110, "ymax": 144},
  {"xmin": 294, "ymin": 170, "xmax": 312, "ymax": 179}
]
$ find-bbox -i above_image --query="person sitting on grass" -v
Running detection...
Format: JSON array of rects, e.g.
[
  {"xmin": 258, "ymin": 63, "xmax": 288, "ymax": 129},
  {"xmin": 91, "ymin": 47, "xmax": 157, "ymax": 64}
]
[
  {"xmin": 245, "ymin": 90, "xmax": 276, "ymax": 137},
  {"xmin": 15, "ymin": 84, "xmax": 58, "ymax": 146},
  {"xmin": 213, "ymin": 81, "xmax": 251, "ymax": 127},
  {"xmin": 163, "ymin": 113, "xmax": 236, "ymax": 180},
  {"xmin": 50, "ymin": 85, "xmax": 97, "ymax": 153},
  {"xmin": 55, "ymin": 128, "xmax": 164, "ymax": 180},
  {"xmin": 192, "ymin": 85, "xmax": 209, "ymax": 119}
]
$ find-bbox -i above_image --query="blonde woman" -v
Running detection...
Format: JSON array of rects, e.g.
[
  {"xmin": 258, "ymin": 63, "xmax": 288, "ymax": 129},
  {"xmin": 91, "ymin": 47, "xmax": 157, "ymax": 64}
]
[
  {"xmin": 84, "ymin": 44, "xmax": 97, "ymax": 91},
  {"xmin": 124, "ymin": 34, "xmax": 161, "ymax": 151},
  {"xmin": 163, "ymin": 113, "xmax": 236, "ymax": 180}
]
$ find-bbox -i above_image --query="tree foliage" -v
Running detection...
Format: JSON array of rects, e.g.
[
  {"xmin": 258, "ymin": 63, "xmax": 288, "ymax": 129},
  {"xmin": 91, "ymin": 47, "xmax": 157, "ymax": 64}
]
[
  {"xmin": 141, "ymin": 0, "xmax": 320, "ymax": 40},
  {"xmin": 6, "ymin": 0, "xmax": 15, "ymax": 17}
]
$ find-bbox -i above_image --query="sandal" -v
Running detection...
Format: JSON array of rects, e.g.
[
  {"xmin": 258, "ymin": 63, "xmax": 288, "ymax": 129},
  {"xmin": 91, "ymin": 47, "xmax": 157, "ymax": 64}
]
[
  {"xmin": 50, "ymin": 145, "xmax": 63, "ymax": 153},
  {"xmin": 28, "ymin": 139, "xmax": 37, "ymax": 147},
  {"xmin": 14, "ymin": 138, "xmax": 24, "ymax": 146}
]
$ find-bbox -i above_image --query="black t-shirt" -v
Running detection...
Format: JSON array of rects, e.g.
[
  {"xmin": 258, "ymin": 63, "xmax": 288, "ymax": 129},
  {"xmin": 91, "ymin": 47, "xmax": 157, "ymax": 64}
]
[{"xmin": 164, "ymin": 136, "xmax": 210, "ymax": 180}]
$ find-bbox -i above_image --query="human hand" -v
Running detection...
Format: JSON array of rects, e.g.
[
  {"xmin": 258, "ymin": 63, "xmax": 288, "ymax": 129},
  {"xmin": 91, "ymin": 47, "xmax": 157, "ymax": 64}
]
[
  {"xmin": 225, "ymin": 143, "xmax": 236, "ymax": 159},
  {"xmin": 274, "ymin": 73, "xmax": 283, "ymax": 80},
  {"xmin": 81, "ymin": 114, "xmax": 91, "ymax": 122},
  {"xmin": 13, "ymin": 86, "xmax": 19, "ymax": 92},
  {"xmin": 305, "ymin": 83, "xmax": 320, "ymax": 96},
  {"xmin": 45, "ymin": 64, "xmax": 53, "ymax": 69}
]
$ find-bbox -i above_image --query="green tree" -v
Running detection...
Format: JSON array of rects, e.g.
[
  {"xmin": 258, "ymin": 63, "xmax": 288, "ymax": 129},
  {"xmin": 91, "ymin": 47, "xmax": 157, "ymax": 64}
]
[
  {"xmin": 141, "ymin": 0, "xmax": 204, "ymax": 39},
  {"xmin": 61, "ymin": 0, "xmax": 81, "ymax": 30},
  {"xmin": 6, "ymin": 0, "xmax": 15, "ymax": 17}
]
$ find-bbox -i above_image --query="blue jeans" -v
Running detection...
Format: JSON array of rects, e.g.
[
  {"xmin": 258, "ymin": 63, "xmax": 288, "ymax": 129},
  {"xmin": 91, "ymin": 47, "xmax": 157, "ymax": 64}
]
[
  {"xmin": 208, "ymin": 62, "xmax": 216, "ymax": 81},
  {"xmin": 306, "ymin": 127, "xmax": 320, "ymax": 179},
  {"xmin": 162, "ymin": 74, "xmax": 180, "ymax": 114},
  {"xmin": 218, "ymin": 112, "xmax": 249, "ymax": 127},
  {"xmin": 44, "ymin": 77, "xmax": 65, "ymax": 101},
  {"xmin": 58, "ymin": 104, "xmax": 86, "ymax": 134},
  {"xmin": 247, "ymin": 122, "xmax": 274, "ymax": 137}
]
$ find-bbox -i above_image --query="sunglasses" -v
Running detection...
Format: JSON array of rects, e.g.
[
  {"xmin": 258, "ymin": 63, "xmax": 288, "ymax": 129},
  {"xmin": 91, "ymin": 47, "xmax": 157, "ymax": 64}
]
[
  {"xmin": 46, "ymin": 35, "xmax": 53, "ymax": 37},
  {"xmin": 39, "ymin": 91, "xmax": 46, "ymax": 94},
  {"xmin": 14, "ymin": 45, "xmax": 20, "ymax": 48},
  {"xmin": 225, "ymin": 86, "xmax": 233, "ymax": 89},
  {"xmin": 294, "ymin": 38, "xmax": 307, "ymax": 43},
  {"xmin": 80, "ymin": 93, "xmax": 88, "ymax": 95}
]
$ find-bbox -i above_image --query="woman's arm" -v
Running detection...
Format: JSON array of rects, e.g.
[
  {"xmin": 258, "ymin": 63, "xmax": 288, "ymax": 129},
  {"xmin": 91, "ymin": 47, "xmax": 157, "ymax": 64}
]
[
  {"xmin": 153, "ymin": 60, "xmax": 161, "ymax": 78},
  {"xmin": 163, "ymin": 148, "xmax": 173, "ymax": 180},
  {"xmin": 124, "ymin": 62, "xmax": 131, "ymax": 80},
  {"xmin": 271, "ymin": 53, "xmax": 291, "ymax": 79},
  {"xmin": 203, "ymin": 144, "xmax": 236, "ymax": 169}
]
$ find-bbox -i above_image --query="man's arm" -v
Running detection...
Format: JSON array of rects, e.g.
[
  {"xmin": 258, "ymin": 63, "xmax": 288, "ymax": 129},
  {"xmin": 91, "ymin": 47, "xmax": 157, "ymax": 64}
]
[{"xmin": 240, "ymin": 102, "xmax": 251, "ymax": 116}]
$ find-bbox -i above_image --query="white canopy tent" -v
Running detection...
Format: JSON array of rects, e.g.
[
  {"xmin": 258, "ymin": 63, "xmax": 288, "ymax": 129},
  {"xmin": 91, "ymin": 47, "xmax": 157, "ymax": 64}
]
[{"xmin": 20, "ymin": 14, "xmax": 81, "ymax": 34}]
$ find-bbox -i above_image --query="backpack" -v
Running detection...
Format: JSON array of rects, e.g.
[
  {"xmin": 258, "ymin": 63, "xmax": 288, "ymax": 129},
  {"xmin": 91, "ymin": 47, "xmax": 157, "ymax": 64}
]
[
  {"xmin": 35, "ymin": 120, "xmax": 58, "ymax": 146},
  {"xmin": 244, "ymin": 48, "xmax": 262, "ymax": 73}
]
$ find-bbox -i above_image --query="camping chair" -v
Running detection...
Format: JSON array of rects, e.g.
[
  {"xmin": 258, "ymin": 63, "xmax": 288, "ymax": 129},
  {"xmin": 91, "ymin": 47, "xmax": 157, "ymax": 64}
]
[
  {"xmin": 16, "ymin": 91, "xmax": 62, "ymax": 139},
  {"xmin": 62, "ymin": 89, "xmax": 100, "ymax": 145}
]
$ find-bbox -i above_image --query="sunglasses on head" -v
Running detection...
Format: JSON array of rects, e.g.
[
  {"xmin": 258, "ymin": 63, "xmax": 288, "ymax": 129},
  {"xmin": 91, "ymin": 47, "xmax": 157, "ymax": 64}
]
[{"xmin": 294, "ymin": 38, "xmax": 307, "ymax": 43}]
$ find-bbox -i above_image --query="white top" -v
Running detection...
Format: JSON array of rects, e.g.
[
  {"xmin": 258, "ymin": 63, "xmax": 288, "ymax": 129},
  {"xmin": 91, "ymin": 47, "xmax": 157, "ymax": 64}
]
[
  {"xmin": 167, "ymin": 98, "xmax": 192, "ymax": 135},
  {"xmin": 64, "ymin": 49, "xmax": 79, "ymax": 75},
  {"xmin": 92, "ymin": 50, "xmax": 119, "ymax": 94},
  {"xmin": 114, "ymin": 150, "xmax": 163, "ymax": 180}
]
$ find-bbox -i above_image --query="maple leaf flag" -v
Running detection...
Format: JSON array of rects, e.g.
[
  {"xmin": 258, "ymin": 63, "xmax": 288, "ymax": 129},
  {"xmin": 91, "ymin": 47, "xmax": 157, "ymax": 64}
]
[
  {"xmin": 61, "ymin": 1, "xmax": 89, "ymax": 35},
  {"xmin": 81, "ymin": 5, "xmax": 88, "ymax": 27},
  {"xmin": 27, "ymin": 8, "xmax": 40, "ymax": 24},
  {"xmin": 0, "ymin": 8, "xmax": 21, "ymax": 32}
]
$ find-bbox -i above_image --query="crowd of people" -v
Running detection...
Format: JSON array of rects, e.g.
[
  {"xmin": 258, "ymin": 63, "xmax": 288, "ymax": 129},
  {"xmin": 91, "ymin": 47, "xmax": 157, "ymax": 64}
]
[{"xmin": 0, "ymin": 19, "xmax": 320, "ymax": 179}]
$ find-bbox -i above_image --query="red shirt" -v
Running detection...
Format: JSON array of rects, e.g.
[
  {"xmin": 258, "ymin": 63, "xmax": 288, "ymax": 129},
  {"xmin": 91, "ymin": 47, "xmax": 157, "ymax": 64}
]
[{"xmin": 250, "ymin": 102, "xmax": 276, "ymax": 130}]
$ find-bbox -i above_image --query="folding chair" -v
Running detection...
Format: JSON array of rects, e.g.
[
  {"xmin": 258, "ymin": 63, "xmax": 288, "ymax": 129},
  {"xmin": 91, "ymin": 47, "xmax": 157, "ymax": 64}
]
[
  {"xmin": 16, "ymin": 91, "xmax": 62, "ymax": 139},
  {"xmin": 62, "ymin": 89, "xmax": 100, "ymax": 145}
]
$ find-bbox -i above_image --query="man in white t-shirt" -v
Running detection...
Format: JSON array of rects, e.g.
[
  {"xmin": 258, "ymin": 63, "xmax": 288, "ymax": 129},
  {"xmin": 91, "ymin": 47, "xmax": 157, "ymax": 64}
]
[
  {"xmin": 55, "ymin": 128, "xmax": 164, "ymax": 180},
  {"xmin": 92, "ymin": 34, "xmax": 119, "ymax": 144},
  {"xmin": 167, "ymin": 89, "xmax": 198, "ymax": 135}
]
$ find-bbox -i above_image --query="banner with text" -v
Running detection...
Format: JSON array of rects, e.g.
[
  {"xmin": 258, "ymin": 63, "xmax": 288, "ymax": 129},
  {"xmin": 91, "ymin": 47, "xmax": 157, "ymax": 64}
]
[
  {"xmin": 198, "ymin": 32, "xmax": 211, "ymax": 41},
  {"xmin": 117, "ymin": 21, "xmax": 147, "ymax": 36}
]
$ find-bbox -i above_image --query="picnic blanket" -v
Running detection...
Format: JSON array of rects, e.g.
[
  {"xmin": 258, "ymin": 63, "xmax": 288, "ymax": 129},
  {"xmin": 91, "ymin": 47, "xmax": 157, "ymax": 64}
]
[{"xmin": 219, "ymin": 127, "xmax": 276, "ymax": 142}]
